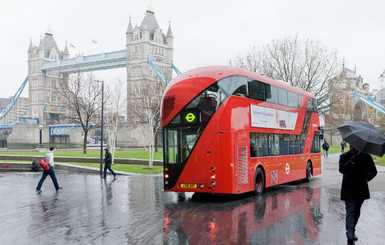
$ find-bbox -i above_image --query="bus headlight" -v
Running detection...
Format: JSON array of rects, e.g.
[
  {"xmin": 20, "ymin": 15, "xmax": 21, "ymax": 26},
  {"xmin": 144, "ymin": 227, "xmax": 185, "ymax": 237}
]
[
  {"xmin": 211, "ymin": 182, "xmax": 216, "ymax": 187},
  {"xmin": 165, "ymin": 181, "xmax": 169, "ymax": 185},
  {"xmin": 200, "ymin": 184, "xmax": 204, "ymax": 189},
  {"xmin": 164, "ymin": 173, "xmax": 170, "ymax": 179}
]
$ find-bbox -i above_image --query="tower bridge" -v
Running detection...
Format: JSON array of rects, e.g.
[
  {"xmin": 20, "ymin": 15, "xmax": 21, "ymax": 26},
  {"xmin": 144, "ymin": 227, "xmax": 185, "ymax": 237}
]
[
  {"xmin": 2, "ymin": 6, "xmax": 173, "ymax": 148},
  {"xmin": 27, "ymin": 6, "xmax": 173, "ymax": 125}
]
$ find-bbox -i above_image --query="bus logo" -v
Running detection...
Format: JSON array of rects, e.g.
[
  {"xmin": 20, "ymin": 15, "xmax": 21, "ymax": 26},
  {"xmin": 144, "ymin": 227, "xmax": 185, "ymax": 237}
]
[{"xmin": 185, "ymin": 113, "xmax": 196, "ymax": 123}]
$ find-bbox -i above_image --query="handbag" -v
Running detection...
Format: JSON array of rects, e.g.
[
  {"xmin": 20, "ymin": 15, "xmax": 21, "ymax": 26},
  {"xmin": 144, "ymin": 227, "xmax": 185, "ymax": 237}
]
[{"xmin": 39, "ymin": 158, "xmax": 50, "ymax": 171}]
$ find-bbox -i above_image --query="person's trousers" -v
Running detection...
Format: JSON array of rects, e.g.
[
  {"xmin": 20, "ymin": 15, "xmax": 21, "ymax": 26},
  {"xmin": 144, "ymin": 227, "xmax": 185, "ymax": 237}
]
[
  {"xmin": 104, "ymin": 163, "xmax": 116, "ymax": 177},
  {"xmin": 324, "ymin": 150, "xmax": 328, "ymax": 157},
  {"xmin": 36, "ymin": 167, "xmax": 60, "ymax": 191},
  {"xmin": 345, "ymin": 200, "xmax": 364, "ymax": 239}
]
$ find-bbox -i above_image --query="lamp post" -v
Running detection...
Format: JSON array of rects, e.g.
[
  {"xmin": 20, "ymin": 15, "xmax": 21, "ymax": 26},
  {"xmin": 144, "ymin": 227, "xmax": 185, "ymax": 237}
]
[
  {"xmin": 96, "ymin": 80, "xmax": 104, "ymax": 177},
  {"xmin": 38, "ymin": 125, "xmax": 43, "ymax": 148}
]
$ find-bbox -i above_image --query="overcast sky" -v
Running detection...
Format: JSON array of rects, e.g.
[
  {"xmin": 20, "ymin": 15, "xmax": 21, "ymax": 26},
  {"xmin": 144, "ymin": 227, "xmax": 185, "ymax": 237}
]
[{"xmin": 1, "ymin": 0, "xmax": 385, "ymax": 98}]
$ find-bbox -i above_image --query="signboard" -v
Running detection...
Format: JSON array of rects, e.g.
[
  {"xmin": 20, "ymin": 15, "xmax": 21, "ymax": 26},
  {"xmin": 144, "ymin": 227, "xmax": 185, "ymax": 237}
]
[
  {"xmin": 182, "ymin": 111, "xmax": 198, "ymax": 124},
  {"xmin": 250, "ymin": 104, "xmax": 298, "ymax": 130}
]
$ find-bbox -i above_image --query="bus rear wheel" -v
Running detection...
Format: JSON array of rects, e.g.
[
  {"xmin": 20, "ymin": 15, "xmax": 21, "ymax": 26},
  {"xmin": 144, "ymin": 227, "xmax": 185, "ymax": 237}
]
[
  {"xmin": 254, "ymin": 167, "xmax": 265, "ymax": 196},
  {"xmin": 304, "ymin": 161, "xmax": 312, "ymax": 182}
]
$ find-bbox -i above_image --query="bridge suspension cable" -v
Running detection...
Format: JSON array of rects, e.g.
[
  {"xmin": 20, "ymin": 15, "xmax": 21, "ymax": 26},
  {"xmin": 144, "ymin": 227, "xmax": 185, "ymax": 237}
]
[
  {"xmin": 0, "ymin": 76, "xmax": 28, "ymax": 120},
  {"xmin": 147, "ymin": 56, "xmax": 170, "ymax": 85},
  {"xmin": 171, "ymin": 62, "xmax": 181, "ymax": 75}
]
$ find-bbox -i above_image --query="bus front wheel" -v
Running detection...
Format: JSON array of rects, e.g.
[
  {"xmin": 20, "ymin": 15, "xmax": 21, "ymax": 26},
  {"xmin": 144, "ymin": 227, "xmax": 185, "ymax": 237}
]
[{"xmin": 254, "ymin": 167, "xmax": 265, "ymax": 196}]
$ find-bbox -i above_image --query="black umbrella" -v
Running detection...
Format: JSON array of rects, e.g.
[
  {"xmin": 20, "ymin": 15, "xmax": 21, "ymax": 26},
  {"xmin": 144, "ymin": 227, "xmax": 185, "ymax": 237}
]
[{"xmin": 338, "ymin": 120, "xmax": 385, "ymax": 157}]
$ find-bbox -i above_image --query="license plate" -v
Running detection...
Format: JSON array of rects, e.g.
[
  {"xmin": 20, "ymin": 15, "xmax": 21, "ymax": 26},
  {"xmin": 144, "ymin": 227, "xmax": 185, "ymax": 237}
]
[{"xmin": 180, "ymin": 183, "xmax": 197, "ymax": 188}]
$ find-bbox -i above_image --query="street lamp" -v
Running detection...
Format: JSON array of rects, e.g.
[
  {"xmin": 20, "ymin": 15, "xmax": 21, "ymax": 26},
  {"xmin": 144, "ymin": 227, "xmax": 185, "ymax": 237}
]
[
  {"xmin": 96, "ymin": 80, "xmax": 104, "ymax": 177},
  {"xmin": 38, "ymin": 125, "xmax": 43, "ymax": 148}
]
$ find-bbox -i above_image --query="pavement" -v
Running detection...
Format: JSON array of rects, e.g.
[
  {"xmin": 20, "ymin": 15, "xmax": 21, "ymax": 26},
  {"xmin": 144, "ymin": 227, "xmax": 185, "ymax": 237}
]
[{"xmin": 1, "ymin": 153, "xmax": 385, "ymax": 244}]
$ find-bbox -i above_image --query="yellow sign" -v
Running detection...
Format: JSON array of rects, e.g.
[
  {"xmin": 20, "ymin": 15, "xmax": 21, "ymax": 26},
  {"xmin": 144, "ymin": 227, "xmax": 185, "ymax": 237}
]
[
  {"xmin": 185, "ymin": 113, "xmax": 196, "ymax": 122},
  {"xmin": 180, "ymin": 183, "xmax": 197, "ymax": 188}
]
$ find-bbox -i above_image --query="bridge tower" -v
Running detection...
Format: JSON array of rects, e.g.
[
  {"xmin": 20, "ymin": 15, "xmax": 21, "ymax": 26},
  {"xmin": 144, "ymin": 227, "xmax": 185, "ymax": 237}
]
[
  {"xmin": 27, "ymin": 28, "xmax": 68, "ymax": 124},
  {"xmin": 125, "ymin": 6, "xmax": 173, "ymax": 121}
]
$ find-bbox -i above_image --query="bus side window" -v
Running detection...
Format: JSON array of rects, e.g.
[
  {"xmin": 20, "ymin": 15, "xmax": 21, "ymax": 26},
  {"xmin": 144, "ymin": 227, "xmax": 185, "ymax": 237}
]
[
  {"xmin": 218, "ymin": 75, "xmax": 248, "ymax": 99},
  {"xmin": 278, "ymin": 88, "xmax": 288, "ymax": 106},
  {"xmin": 288, "ymin": 91, "xmax": 299, "ymax": 109},
  {"xmin": 248, "ymin": 80, "xmax": 266, "ymax": 101},
  {"xmin": 279, "ymin": 134, "xmax": 289, "ymax": 155},
  {"xmin": 266, "ymin": 85, "xmax": 278, "ymax": 104}
]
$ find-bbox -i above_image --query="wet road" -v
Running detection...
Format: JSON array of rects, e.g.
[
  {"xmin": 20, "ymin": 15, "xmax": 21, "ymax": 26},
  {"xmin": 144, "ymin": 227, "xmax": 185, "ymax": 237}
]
[{"xmin": 1, "ymin": 153, "xmax": 385, "ymax": 245}]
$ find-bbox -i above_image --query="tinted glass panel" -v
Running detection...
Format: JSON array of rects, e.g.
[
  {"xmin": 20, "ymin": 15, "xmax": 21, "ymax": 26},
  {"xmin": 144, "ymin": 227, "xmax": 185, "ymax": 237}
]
[
  {"xmin": 266, "ymin": 85, "xmax": 278, "ymax": 104},
  {"xmin": 248, "ymin": 80, "xmax": 266, "ymax": 101}
]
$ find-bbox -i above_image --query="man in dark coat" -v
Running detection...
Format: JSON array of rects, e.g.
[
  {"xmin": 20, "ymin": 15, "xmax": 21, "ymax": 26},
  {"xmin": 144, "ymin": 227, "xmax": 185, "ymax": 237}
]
[
  {"xmin": 103, "ymin": 148, "xmax": 117, "ymax": 179},
  {"xmin": 339, "ymin": 145, "xmax": 377, "ymax": 244}
]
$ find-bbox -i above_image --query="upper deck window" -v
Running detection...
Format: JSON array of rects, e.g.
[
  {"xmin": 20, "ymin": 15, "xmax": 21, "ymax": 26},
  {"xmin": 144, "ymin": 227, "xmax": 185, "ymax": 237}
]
[{"xmin": 218, "ymin": 75, "xmax": 248, "ymax": 98}]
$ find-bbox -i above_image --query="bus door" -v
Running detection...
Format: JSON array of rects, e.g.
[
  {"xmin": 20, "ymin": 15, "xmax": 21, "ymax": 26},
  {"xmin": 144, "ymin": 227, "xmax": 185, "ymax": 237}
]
[{"xmin": 235, "ymin": 132, "xmax": 250, "ymax": 193}]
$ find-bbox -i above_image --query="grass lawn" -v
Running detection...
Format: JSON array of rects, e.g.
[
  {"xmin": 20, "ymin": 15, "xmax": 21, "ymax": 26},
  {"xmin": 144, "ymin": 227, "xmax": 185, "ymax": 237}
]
[
  {"xmin": 68, "ymin": 163, "xmax": 163, "ymax": 174},
  {"xmin": 0, "ymin": 150, "xmax": 163, "ymax": 160},
  {"xmin": 322, "ymin": 145, "xmax": 385, "ymax": 167}
]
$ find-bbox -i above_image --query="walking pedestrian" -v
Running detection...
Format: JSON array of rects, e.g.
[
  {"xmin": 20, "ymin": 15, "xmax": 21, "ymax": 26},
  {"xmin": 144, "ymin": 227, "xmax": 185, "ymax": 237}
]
[
  {"xmin": 103, "ymin": 148, "xmax": 116, "ymax": 179},
  {"xmin": 341, "ymin": 140, "xmax": 346, "ymax": 152},
  {"xmin": 36, "ymin": 146, "xmax": 62, "ymax": 193},
  {"xmin": 339, "ymin": 145, "xmax": 377, "ymax": 244},
  {"xmin": 322, "ymin": 140, "xmax": 329, "ymax": 158}
]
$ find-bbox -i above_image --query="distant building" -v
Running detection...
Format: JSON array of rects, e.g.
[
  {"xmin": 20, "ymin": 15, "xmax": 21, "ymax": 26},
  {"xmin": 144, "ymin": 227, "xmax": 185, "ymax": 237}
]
[
  {"xmin": 125, "ymin": 6, "xmax": 173, "ymax": 122},
  {"xmin": 377, "ymin": 69, "xmax": 385, "ymax": 91},
  {"xmin": 0, "ymin": 97, "xmax": 28, "ymax": 125},
  {"xmin": 27, "ymin": 27, "xmax": 68, "ymax": 124},
  {"xmin": 324, "ymin": 66, "xmax": 369, "ymax": 144}
]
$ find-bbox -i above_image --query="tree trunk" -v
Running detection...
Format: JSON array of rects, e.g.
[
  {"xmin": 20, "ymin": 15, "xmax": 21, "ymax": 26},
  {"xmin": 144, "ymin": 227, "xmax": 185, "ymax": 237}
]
[
  {"xmin": 83, "ymin": 130, "xmax": 88, "ymax": 154},
  {"xmin": 154, "ymin": 129, "xmax": 158, "ymax": 153}
]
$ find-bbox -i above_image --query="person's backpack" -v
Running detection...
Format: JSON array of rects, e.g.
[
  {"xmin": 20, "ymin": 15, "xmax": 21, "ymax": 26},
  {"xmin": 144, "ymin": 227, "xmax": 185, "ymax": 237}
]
[
  {"xmin": 31, "ymin": 160, "xmax": 40, "ymax": 171},
  {"xmin": 39, "ymin": 158, "xmax": 50, "ymax": 171}
]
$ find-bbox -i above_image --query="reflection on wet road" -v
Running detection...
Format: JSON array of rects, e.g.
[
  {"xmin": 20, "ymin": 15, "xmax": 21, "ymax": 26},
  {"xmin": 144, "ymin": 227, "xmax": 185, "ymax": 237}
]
[
  {"xmin": 1, "ymin": 165, "xmax": 385, "ymax": 244},
  {"xmin": 165, "ymin": 187, "xmax": 323, "ymax": 244}
]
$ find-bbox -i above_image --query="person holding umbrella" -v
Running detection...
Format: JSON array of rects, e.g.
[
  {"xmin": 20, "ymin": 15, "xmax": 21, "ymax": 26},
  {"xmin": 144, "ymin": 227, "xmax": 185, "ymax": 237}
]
[{"xmin": 338, "ymin": 121, "xmax": 381, "ymax": 244}]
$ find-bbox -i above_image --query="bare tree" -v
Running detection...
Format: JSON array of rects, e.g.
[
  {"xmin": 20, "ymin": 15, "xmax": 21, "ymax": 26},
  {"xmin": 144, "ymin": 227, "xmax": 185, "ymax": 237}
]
[
  {"xmin": 229, "ymin": 35, "xmax": 341, "ymax": 98},
  {"xmin": 105, "ymin": 80, "xmax": 126, "ymax": 163},
  {"xmin": 58, "ymin": 73, "xmax": 107, "ymax": 154},
  {"xmin": 128, "ymin": 77, "xmax": 164, "ymax": 169}
]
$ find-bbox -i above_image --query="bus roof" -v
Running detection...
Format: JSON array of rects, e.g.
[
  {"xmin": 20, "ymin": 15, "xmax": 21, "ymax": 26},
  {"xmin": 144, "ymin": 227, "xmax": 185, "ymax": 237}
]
[
  {"xmin": 161, "ymin": 66, "xmax": 315, "ymax": 127},
  {"xmin": 166, "ymin": 66, "xmax": 314, "ymax": 98}
]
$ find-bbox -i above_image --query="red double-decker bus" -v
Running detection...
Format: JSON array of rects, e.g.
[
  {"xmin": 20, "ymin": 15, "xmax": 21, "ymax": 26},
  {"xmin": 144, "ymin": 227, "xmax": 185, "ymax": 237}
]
[{"xmin": 161, "ymin": 66, "xmax": 321, "ymax": 195}]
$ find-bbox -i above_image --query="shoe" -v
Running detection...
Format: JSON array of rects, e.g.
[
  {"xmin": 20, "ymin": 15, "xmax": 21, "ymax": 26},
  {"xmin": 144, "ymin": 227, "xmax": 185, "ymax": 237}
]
[
  {"xmin": 56, "ymin": 187, "xmax": 63, "ymax": 191},
  {"xmin": 347, "ymin": 238, "xmax": 354, "ymax": 244},
  {"xmin": 36, "ymin": 190, "xmax": 42, "ymax": 194},
  {"xmin": 114, "ymin": 174, "xmax": 117, "ymax": 179},
  {"xmin": 354, "ymin": 235, "xmax": 358, "ymax": 241}
]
